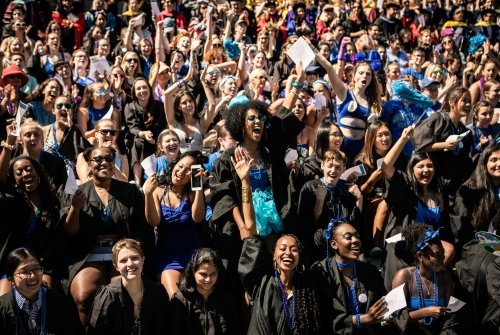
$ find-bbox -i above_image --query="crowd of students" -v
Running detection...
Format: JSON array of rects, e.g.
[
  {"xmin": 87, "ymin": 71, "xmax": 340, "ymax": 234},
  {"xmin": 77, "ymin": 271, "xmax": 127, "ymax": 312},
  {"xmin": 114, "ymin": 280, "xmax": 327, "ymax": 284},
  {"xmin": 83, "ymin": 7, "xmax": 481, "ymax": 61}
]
[{"xmin": 0, "ymin": 0, "xmax": 499, "ymax": 333}]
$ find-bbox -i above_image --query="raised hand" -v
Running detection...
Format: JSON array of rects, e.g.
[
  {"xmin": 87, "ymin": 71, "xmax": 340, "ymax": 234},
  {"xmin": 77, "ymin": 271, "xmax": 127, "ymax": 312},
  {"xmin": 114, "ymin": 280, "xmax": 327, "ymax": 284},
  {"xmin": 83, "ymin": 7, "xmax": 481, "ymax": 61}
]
[{"xmin": 231, "ymin": 147, "xmax": 253, "ymax": 184}]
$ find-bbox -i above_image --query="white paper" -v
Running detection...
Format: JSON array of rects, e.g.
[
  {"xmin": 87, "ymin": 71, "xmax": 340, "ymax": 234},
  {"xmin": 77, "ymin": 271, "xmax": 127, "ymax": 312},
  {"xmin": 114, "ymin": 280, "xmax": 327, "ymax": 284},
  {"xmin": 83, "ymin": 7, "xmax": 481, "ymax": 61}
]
[
  {"xmin": 64, "ymin": 167, "xmax": 78, "ymax": 195},
  {"xmin": 67, "ymin": 13, "xmax": 79, "ymax": 23},
  {"xmin": 376, "ymin": 0, "xmax": 384, "ymax": 10},
  {"xmin": 151, "ymin": 0, "xmax": 161, "ymax": 16},
  {"xmin": 385, "ymin": 233, "xmax": 403, "ymax": 244},
  {"xmin": 286, "ymin": 37, "xmax": 316, "ymax": 69},
  {"xmin": 340, "ymin": 164, "xmax": 366, "ymax": 181},
  {"xmin": 13, "ymin": 102, "xmax": 29, "ymax": 136},
  {"xmin": 376, "ymin": 158, "xmax": 384, "ymax": 169},
  {"xmin": 141, "ymin": 154, "xmax": 157, "ymax": 176},
  {"xmin": 101, "ymin": 105, "xmax": 113, "ymax": 120},
  {"xmin": 284, "ymin": 149, "xmax": 298, "ymax": 165},
  {"xmin": 206, "ymin": 4, "xmax": 213, "ymax": 15},
  {"xmin": 314, "ymin": 94, "xmax": 327, "ymax": 110},
  {"xmin": 89, "ymin": 56, "xmax": 111, "ymax": 81},
  {"xmin": 133, "ymin": 13, "xmax": 146, "ymax": 27},
  {"xmin": 417, "ymin": 14, "xmax": 426, "ymax": 27},
  {"xmin": 383, "ymin": 283, "xmax": 407, "ymax": 318},
  {"xmin": 494, "ymin": 108, "xmax": 500, "ymax": 124},
  {"xmin": 446, "ymin": 130, "xmax": 470, "ymax": 143},
  {"xmin": 447, "ymin": 296, "xmax": 466, "ymax": 313}
]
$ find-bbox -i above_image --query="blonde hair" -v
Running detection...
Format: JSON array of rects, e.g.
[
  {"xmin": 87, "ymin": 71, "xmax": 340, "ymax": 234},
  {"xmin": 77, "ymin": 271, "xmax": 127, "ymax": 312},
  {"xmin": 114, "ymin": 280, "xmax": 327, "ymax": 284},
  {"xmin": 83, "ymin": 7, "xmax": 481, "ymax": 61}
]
[{"xmin": 20, "ymin": 119, "xmax": 43, "ymax": 138}]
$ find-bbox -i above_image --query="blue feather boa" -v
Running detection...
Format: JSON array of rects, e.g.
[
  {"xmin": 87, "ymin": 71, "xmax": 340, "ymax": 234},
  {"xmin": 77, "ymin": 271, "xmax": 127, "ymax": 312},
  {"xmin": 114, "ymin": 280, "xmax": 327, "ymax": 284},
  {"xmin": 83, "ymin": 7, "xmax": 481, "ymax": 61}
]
[{"xmin": 391, "ymin": 80, "xmax": 433, "ymax": 109}]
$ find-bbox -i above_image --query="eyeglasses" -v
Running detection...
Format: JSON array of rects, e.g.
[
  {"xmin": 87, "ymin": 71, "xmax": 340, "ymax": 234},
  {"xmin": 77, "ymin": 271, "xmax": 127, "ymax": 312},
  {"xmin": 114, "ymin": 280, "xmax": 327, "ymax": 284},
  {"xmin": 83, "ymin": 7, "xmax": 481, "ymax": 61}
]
[
  {"xmin": 113, "ymin": 73, "xmax": 125, "ymax": 78},
  {"xmin": 14, "ymin": 267, "xmax": 43, "ymax": 279},
  {"xmin": 98, "ymin": 129, "xmax": 118, "ymax": 136},
  {"xmin": 247, "ymin": 114, "xmax": 267, "ymax": 123},
  {"xmin": 90, "ymin": 155, "xmax": 114, "ymax": 163},
  {"xmin": 96, "ymin": 88, "xmax": 109, "ymax": 95},
  {"xmin": 432, "ymin": 69, "xmax": 444, "ymax": 75},
  {"xmin": 55, "ymin": 103, "xmax": 72, "ymax": 109},
  {"xmin": 208, "ymin": 70, "xmax": 221, "ymax": 76},
  {"xmin": 125, "ymin": 58, "xmax": 139, "ymax": 63}
]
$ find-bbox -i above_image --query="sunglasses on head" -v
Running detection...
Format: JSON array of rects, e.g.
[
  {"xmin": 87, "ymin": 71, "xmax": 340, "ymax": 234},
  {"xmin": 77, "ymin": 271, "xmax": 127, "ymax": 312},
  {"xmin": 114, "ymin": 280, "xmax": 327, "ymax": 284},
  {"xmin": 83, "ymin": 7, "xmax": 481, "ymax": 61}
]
[
  {"xmin": 55, "ymin": 103, "xmax": 72, "ymax": 109},
  {"xmin": 98, "ymin": 129, "xmax": 118, "ymax": 136},
  {"xmin": 96, "ymin": 88, "xmax": 109, "ymax": 95},
  {"xmin": 90, "ymin": 155, "xmax": 114, "ymax": 163},
  {"xmin": 247, "ymin": 114, "xmax": 267, "ymax": 122}
]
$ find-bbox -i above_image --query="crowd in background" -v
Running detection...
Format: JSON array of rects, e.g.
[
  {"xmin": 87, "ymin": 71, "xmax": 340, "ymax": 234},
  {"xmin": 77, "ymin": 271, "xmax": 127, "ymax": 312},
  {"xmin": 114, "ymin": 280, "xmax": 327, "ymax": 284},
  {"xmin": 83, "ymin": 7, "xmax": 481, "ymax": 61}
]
[{"xmin": 0, "ymin": 0, "xmax": 499, "ymax": 333}]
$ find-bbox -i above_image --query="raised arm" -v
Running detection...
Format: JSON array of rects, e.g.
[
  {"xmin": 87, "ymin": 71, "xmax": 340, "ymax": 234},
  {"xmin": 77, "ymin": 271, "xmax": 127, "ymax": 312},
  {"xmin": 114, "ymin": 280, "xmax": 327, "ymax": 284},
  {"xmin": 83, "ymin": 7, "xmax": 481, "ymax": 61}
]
[
  {"xmin": 237, "ymin": 42, "xmax": 249, "ymax": 83},
  {"xmin": 203, "ymin": 14, "xmax": 214, "ymax": 56},
  {"xmin": 281, "ymin": 61, "xmax": 305, "ymax": 110},
  {"xmin": 231, "ymin": 147, "xmax": 257, "ymax": 239},
  {"xmin": 154, "ymin": 20, "xmax": 166, "ymax": 63},
  {"xmin": 382, "ymin": 125, "xmax": 414, "ymax": 181},
  {"xmin": 143, "ymin": 174, "xmax": 161, "ymax": 227},
  {"xmin": 0, "ymin": 124, "xmax": 17, "ymax": 186},
  {"xmin": 311, "ymin": 38, "xmax": 348, "ymax": 101}
]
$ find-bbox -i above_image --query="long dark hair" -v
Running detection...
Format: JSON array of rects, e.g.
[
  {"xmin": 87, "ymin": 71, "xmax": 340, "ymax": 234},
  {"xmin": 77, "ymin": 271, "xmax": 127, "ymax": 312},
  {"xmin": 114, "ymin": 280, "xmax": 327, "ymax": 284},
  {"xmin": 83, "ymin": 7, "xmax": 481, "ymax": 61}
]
[
  {"xmin": 161, "ymin": 150, "xmax": 206, "ymax": 188},
  {"xmin": 439, "ymin": 86, "xmax": 469, "ymax": 114},
  {"xmin": 464, "ymin": 142, "xmax": 500, "ymax": 231},
  {"xmin": 9, "ymin": 155, "xmax": 59, "ymax": 224},
  {"xmin": 275, "ymin": 234, "xmax": 322, "ymax": 334},
  {"xmin": 406, "ymin": 152, "xmax": 441, "ymax": 202},
  {"xmin": 179, "ymin": 248, "xmax": 225, "ymax": 296},
  {"xmin": 173, "ymin": 90, "xmax": 199, "ymax": 125},
  {"xmin": 315, "ymin": 122, "xmax": 343, "ymax": 159},
  {"xmin": 131, "ymin": 77, "xmax": 157, "ymax": 128},
  {"xmin": 358, "ymin": 121, "xmax": 391, "ymax": 169}
]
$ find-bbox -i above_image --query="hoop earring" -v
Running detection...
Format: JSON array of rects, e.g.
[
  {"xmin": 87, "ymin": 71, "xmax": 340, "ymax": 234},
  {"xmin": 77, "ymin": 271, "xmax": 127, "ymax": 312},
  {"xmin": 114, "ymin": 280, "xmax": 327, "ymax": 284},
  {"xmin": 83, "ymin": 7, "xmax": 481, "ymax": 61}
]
[{"xmin": 296, "ymin": 263, "xmax": 305, "ymax": 274}]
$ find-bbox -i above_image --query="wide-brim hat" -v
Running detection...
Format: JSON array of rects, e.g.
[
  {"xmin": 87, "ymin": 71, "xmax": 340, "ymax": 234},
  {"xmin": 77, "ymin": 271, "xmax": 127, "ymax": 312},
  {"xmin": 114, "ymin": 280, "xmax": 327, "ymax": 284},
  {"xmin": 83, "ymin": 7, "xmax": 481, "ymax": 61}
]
[{"xmin": 1, "ymin": 65, "xmax": 28, "ymax": 87}]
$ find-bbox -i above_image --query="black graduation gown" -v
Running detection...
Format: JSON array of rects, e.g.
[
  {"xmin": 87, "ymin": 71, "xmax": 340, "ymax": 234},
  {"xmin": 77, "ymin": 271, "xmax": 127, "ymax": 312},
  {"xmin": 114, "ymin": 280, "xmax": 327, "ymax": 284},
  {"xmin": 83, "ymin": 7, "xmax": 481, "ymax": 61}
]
[
  {"xmin": 297, "ymin": 179, "xmax": 360, "ymax": 262},
  {"xmin": 311, "ymin": 258, "xmax": 386, "ymax": 335},
  {"xmin": 0, "ymin": 288, "xmax": 82, "ymax": 334},
  {"xmin": 60, "ymin": 179, "xmax": 155, "ymax": 291},
  {"xmin": 412, "ymin": 112, "xmax": 474, "ymax": 198},
  {"xmin": 170, "ymin": 288, "xmax": 239, "ymax": 334},
  {"xmin": 50, "ymin": 125, "xmax": 91, "ymax": 167},
  {"xmin": 86, "ymin": 278, "xmax": 169, "ymax": 335},
  {"xmin": 238, "ymin": 236, "xmax": 321, "ymax": 335}
]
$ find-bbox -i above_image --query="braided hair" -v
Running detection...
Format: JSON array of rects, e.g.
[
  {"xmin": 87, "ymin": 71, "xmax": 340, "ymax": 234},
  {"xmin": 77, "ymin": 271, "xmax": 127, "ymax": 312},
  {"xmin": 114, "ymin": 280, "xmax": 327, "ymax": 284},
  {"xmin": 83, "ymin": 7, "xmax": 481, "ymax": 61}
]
[{"xmin": 275, "ymin": 234, "xmax": 322, "ymax": 334}]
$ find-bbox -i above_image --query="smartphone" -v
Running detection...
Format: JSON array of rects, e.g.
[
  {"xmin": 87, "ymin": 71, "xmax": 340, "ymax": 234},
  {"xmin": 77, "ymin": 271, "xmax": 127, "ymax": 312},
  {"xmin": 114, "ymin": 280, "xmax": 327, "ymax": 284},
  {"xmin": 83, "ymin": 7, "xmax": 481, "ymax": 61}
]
[{"xmin": 190, "ymin": 165, "xmax": 202, "ymax": 191}]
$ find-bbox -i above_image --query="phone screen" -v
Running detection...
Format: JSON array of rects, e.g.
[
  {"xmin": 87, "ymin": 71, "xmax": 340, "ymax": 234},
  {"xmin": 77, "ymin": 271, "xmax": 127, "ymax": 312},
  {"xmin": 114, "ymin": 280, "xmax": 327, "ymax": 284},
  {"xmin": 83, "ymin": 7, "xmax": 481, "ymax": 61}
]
[{"xmin": 191, "ymin": 165, "xmax": 202, "ymax": 190}]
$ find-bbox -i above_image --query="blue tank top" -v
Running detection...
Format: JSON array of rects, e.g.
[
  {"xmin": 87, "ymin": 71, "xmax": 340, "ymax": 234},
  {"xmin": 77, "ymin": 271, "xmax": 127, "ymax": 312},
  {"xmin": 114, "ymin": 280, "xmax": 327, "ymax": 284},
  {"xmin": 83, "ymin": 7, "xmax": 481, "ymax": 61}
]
[
  {"xmin": 87, "ymin": 105, "xmax": 109, "ymax": 130},
  {"xmin": 250, "ymin": 167, "xmax": 270, "ymax": 191},
  {"xmin": 336, "ymin": 90, "xmax": 370, "ymax": 131},
  {"xmin": 409, "ymin": 297, "xmax": 446, "ymax": 310},
  {"xmin": 43, "ymin": 55, "xmax": 55, "ymax": 78},
  {"xmin": 415, "ymin": 201, "xmax": 441, "ymax": 227}
]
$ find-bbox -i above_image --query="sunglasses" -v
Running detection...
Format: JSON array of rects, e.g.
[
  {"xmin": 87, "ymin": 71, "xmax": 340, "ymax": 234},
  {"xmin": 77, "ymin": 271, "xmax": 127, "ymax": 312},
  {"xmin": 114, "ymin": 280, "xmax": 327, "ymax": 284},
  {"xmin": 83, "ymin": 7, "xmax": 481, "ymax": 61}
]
[
  {"xmin": 247, "ymin": 114, "xmax": 267, "ymax": 122},
  {"xmin": 433, "ymin": 69, "xmax": 444, "ymax": 75},
  {"xmin": 14, "ymin": 22, "xmax": 26, "ymax": 28},
  {"xmin": 98, "ymin": 129, "xmax": 118, "ymax": 136},
  {"xmin": 256, "ymin": 75, "xmax": 267, "ymax": 80},
  {"xmin": 208, "ymin": 70, "xmax": 221, "ymax": 76},
  {"xmin": 90, "ymin": 155, "xmax": 114, "ymax": 163},
  {"xmin": 125, "ymin": 58, "xmax": 139, "ymax": 63},
  {"xmin": 96, "ymin": 88, "xmax": 109, "ymax": 95},
  {"xmin": 55, "ymin": 103, "xmax": 72, "ymax": 109},
  {"xmin": 213, "ymin": 44, "xmax": 222, "ymax": 48},
  {"xmin": 113, "ymin": 73, "xmax": 125, "ymax": 78},
  {"xmin": 442, "ymin": 40, "xmax": 453, "ymax": 44}
]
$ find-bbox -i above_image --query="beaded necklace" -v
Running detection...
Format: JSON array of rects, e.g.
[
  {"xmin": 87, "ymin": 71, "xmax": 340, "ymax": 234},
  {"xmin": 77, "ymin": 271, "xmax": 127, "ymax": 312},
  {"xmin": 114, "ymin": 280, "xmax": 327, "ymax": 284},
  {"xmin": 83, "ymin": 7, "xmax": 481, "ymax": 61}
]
[
  {"xmin": 274, "ymin": 270, "xmax": 296, "ymax": 330},
  {"xmin": 414, "ymin": 264, "xmax": 439, "ymax": 325},
  {"xmin": 337, "ymin": 261, "xmax": 362, "ymax": 329}
]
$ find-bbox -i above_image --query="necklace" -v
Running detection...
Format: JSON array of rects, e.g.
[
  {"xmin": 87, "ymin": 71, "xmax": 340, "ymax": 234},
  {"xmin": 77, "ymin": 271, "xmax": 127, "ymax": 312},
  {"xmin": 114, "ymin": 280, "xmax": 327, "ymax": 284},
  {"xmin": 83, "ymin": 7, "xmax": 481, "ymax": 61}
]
[
  {"xmin": 274, "ymin": 270, "xmax": 296, "ymax": 330},
  {"xmin": 415, "ymin": 265, "xmax": 439, "ymax": 325},
  {"xmin": 131, "ymin": 281, "xmax": 144, "ymax": 335}
]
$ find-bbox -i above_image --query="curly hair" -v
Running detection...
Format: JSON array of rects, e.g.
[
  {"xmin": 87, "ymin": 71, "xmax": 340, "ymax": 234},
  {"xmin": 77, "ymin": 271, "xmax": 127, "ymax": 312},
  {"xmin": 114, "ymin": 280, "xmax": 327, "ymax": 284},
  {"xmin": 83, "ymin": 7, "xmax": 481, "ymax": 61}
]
[
  {"xmin": 203, "ymin": 48, "xmax": 228, "ymax": 64},
  {"xmin": 161, "ymin": 150, "xmax": 207, "ymax": 188},
  {"xmin": 9, "ymin": 155, "xmax": 59, "ymax": 225},
  {"xmin": 401, "ymin": 223, "xmax": 437, "ymax": 262},
  {"xmin": 26, "ymin": 78, "xmax": 63, "ymax": 103},
  {"xmin": 225, "ymin": 100, "xmax": 271, "ymax": 143},
  {"xmin": 179, "ymin": 248, "xmax": 226, "ymax": 296},
  {"xmin": 274, "ymin": 234, "xmax": 322, "ymax": 334}
]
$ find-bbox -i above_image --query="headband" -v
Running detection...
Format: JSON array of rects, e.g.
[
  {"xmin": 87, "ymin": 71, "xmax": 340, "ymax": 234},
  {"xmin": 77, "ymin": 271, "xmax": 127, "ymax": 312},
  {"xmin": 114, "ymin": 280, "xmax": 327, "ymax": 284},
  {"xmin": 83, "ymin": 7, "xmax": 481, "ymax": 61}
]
[
  {"xmin": 219, "ymin": 75, "xmax": 237, "ymax": 89},
  {"xmin": 416, "ymin": 228, "xmax": 441, "ymax": 252},
  {"xmin": 313, "ymin": 79, "xmax": 331, "ymax": 90}
]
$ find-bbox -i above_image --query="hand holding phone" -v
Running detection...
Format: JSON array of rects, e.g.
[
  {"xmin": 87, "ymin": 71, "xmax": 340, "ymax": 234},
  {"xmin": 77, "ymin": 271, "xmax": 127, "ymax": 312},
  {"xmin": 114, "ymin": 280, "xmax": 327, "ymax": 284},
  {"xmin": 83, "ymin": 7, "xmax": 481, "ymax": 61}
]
[{"xmin": 190, "ymin": 165, "xmax": 203, "ymax": 191}]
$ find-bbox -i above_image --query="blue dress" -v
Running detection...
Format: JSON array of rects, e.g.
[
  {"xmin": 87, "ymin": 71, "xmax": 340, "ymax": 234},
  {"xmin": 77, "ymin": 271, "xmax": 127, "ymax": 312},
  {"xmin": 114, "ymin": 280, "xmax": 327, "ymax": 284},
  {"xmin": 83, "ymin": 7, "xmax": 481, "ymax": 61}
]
[
  {"xmin": 154, "ymin": 188, "xmax": 201, "ymax": 273},
  {"xmin": 337, "ymin": 90, "xmax": 370, "ymax": 159}
]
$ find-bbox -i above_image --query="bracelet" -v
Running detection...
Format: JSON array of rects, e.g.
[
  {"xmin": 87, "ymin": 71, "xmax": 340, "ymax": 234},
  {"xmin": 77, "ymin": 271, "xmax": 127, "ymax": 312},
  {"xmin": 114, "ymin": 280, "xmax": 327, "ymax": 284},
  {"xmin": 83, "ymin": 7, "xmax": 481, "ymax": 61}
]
[
  {"xmin": 241, "ymin": 186, "xmax": 250, "ymax": 203},
  {"xmin": 291, "ymin": 81, "xmax": 304, "ymax": 89},
  {"xmin": 355, "ymin": 313, "xmax": 362, "ymax": 329},
  {"xmin": 1, "ymin": 141, "xmax": 15, "ymax": 150}
]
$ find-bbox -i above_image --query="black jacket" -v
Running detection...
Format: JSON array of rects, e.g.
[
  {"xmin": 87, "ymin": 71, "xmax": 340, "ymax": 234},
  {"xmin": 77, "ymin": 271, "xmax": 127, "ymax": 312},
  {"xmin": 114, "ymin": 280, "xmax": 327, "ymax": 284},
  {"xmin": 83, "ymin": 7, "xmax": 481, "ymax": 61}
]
[
  {"xmin": 170, "ymin": 288, "xmax": 239, "ymax": 334},
  {"xmin": 87, "ymin": 278, "xmax": 169, "ymax": 335}
]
